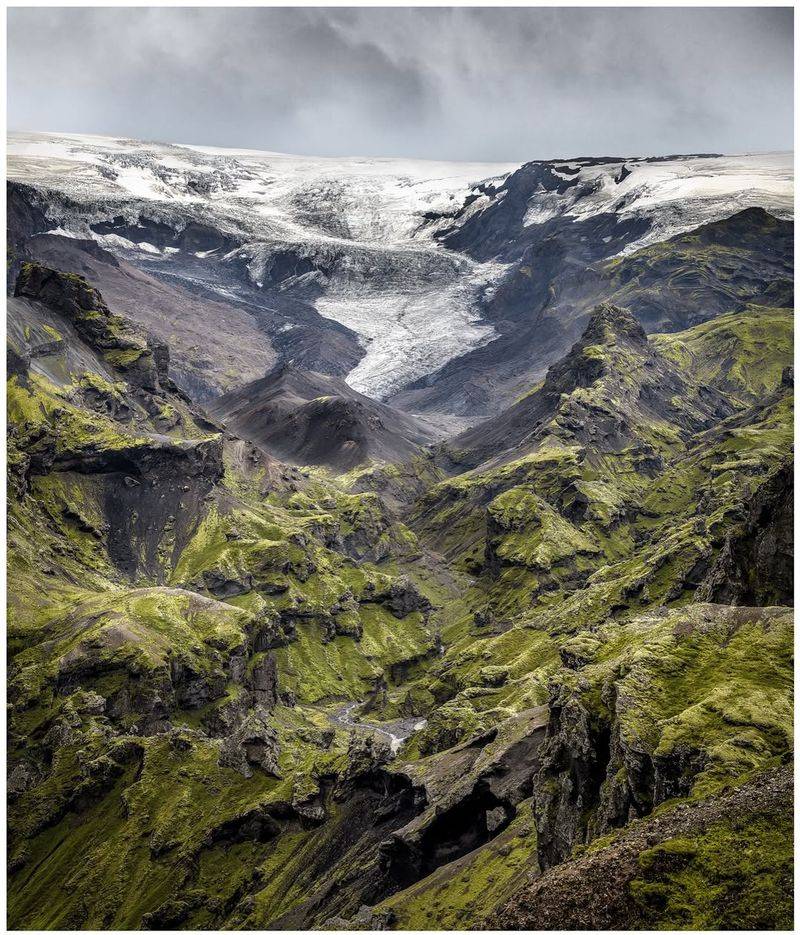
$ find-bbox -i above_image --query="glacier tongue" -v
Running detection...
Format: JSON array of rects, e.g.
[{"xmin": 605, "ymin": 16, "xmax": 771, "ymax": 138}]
[
  {"xmin": 316, "ymin": 258, "xmax": 507, "ymax": 399},
  {"xmin": 176, "ymin": 145, "xmax": 517, "ymax": 397},
  {"xmin": 7, "ymin": 130, "xmax": 517, "ymax": 398}
]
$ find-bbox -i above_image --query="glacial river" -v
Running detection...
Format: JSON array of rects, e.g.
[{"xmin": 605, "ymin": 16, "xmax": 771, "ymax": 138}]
[{"xmin": 329, "ymin": 701, "xmax": 427, "ymax": 754}]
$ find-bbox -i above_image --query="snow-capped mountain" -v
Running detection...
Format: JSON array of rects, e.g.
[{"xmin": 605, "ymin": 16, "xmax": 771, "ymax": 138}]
[{"xmin": 7, "ymin": 131, "xmax": 793, "ymax": 417}]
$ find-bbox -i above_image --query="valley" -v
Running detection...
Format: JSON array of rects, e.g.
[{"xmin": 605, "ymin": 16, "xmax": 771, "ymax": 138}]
[{"xmin": 5, "ymin": 134, "xmax": 794, "ymax": 930}]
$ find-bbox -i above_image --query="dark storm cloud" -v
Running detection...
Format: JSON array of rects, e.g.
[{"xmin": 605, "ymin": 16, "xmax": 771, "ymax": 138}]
[{"xmin": 7, "ymin": 6, "xmax": 793, "ymax": 160}]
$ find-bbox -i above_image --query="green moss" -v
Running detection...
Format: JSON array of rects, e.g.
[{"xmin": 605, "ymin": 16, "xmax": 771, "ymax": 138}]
[
  {"xmin": 9, "ymin": 586, "xmax": 253, "ymax": 738},
  {"xmin": 275, "ymin": 606, "xmax": 433, "ymax": 704},
  {"xmin": 488, "ymin": 487, "xmax": 599, "ymax": 571},
  {"xmin": 572, "ymin": 605, "xmax": 793, "ymax": 796},
  {"xmin": 8, "ymin": 372, "xmax": 149, "ymax": 461},
  {"xmin": 8, "ymin": 729, "xmax": 293, "ymax": 929},
  {"xmin": 654, "ymin": 306, "xmax": 793, "ymax": 400},
  {"xmin": 103, "ymin": 347, "xmax": 148, "ymax": 368},
  {"xmin": 8, "ymin": 374, "xmax": 56, "ymax": 428},
  {"xmin": 630, "ymin": 812, "xmax": 792, "ymax": 929},
  {"xmin": 77, "ymin": 371, "xmax": 126, "ymax": 396}
]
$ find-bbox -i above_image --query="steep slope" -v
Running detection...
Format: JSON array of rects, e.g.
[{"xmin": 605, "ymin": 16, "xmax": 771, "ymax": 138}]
[
  {"xmin": 592, "ymin": 207, "xmax": 793, "ymax": 332},
  {"xmin": 491, "ymin": 763, "xmax": 792, "ymax": 930},
  {"xmin": 449, "ymin": 302, "xmax": 734, "ymax": 470},
  {"xmin": 409, "ymin": 303, "xmax": 792, "ymax": 594},
  {"xmin": 7, "ymin": 182, "xmax": 360, "ymax": 400},
  {"xmin": 209, "ymin": 364, "xmax": 438, "ymax": 472},
  {"xmin": 652, "ymin": 302, "xmax": 794, "ymax": 401}
]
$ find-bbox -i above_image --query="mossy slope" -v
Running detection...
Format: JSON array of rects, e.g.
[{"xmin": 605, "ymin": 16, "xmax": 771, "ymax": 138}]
[{"xmin": 6, "ymin": 268, "xmax": 793, "ymax": 930}]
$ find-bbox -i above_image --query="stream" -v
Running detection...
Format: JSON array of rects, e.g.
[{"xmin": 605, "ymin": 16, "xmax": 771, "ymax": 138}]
[{"xmin": 329, "ymin": 701, "xmax": 427, "ymax": 754}]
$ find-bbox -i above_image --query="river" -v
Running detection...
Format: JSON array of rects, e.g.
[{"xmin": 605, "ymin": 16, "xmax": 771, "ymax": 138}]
[{"xmin": 329, "ymin": 701, "xmax": 427, "ymax": 754}]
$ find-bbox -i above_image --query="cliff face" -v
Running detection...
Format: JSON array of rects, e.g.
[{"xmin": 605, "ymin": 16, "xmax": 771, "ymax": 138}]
[
  {"xmin": 14, "ymin": 261, "xmax": 171, "ymax": 394},
  {"xmin": 491, "ymin": 765, "xmax": 793, "ymax": 931},
  {"xmin": 531, "ymin": 604, "xmax": 792, "ymax": 870},
  {"xmin": 696, "ymin": 461, "xmax": 793, "ymax": 607}
]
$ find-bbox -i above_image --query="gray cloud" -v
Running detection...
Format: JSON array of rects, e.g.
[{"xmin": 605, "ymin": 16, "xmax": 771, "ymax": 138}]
[{"xmin": 7, "ymin": 7, "xmax": 793, "ymax": 160}]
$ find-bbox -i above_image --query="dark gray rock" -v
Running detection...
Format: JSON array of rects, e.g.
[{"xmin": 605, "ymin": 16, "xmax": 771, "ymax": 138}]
[{"xmin": 696, "ymin": 462, "xmax": 793, "ymax": 606}]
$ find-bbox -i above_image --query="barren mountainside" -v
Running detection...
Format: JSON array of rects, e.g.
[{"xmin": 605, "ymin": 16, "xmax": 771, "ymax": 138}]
[{"xmin": 5, "ymin": 133, "xmax": 795, "ymax": 931}]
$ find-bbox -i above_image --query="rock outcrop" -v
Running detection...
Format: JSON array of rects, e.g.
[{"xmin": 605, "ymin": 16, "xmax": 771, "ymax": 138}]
[
  {"xmin": 15, "ymin": 262, "xmax": 170, "ymax": 393},
  {"xmin": 696, "ymin": 462, "xmax": 793, "ymax": 606},
  {"xmin": 531, "ymin": 605, "xmax": 792, "ymax": 871},
  {"xmin": 492, "ymin": 766, "xmax": 792, "ymax": 931}
]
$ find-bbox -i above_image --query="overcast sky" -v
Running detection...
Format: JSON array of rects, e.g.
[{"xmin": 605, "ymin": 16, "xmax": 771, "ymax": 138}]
[{"xmin": 7, "ymin": 7, "xmax": 794, "ymax": 161}]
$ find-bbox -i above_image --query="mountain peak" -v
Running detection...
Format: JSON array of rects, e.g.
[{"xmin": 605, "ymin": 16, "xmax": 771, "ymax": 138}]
[
  {"xmin": 581, "ymin": 302, "xmax": 647, "ymax": 347},
  {"xmin": 451, "ymin": 296, "xmax": 739, "ymax": 469},
  {"xmin": 538, "ymin": 303, "xmax": 648, "ymax": 402}
]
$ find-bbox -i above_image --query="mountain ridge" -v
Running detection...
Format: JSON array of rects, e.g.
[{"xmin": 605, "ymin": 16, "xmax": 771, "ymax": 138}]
[{"xmin": 208, "ymin": 362, "xmax": 439, "ymax": 471}]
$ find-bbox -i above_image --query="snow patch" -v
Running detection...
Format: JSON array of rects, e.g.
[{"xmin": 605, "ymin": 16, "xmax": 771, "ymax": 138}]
[{"xmin": 36, "ymin": 226, "xmax": 85, "ymax": 240}]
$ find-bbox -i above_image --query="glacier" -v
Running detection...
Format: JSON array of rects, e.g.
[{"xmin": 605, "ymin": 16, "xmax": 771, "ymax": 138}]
[{"xmin": 6, "ymin": 132, "xmax": 793, "ymax": 399}]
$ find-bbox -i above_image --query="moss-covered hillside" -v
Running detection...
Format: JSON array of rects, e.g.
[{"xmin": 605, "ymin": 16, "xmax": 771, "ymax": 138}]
[{"xmin": 7, "ymin": 264, "xmax": 793, "ymax": 930}]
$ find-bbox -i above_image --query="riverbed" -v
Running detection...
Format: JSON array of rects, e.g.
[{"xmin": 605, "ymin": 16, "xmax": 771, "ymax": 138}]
[{"xmin": 329, "ymin": 701, "xmax": 427, "ymax": 754}]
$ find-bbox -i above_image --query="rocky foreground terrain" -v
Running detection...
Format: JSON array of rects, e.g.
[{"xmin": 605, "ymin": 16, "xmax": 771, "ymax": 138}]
[{"xmin": 6, "ymin": 136, "xmax": 794, "ymax": 930}]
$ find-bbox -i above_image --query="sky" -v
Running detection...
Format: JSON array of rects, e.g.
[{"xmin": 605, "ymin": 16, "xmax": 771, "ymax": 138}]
[{"xmin": 6, "ymin": 7, "xmax": 794, "ymax": 162}]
